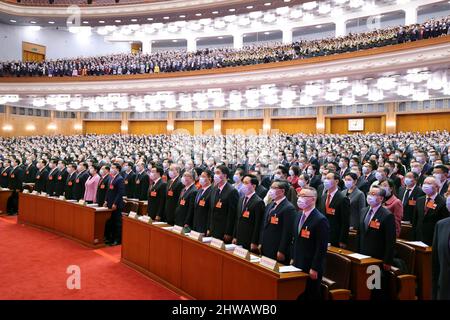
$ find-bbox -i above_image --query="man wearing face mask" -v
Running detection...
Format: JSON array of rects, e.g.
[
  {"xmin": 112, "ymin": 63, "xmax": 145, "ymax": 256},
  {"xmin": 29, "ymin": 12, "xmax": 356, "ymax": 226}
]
[
  {"xmin": 23, "ymin": 157, "xmax": 37, "ymax": 183},
  {"xmin": 208, "ymin": 165, "xmax": 239, "ymax": 243},
  {"xmin": 232, "ymin": 174, "xmax": 265, "ymax": 252},
  {"xmin": 104, "ymin": 163, "xmax": 125, "ymax": 246},
  {"xmin": 54, "ymin": 160, "xmax": 68, "ymax": 197},
  {"xmin": 412, "ymin": 176, "xmax": 449, "ymax": 246},
  {"xmin": 123, "ymin": 161, "xmax": 136, "ymax": 199},
  {"xmin": 338, "ymin": 157, "xmax": 350, "ymax": 179},
  {"xmin": 398, "ymin": 172, "xmax": 425, "ymax": 223},
  {"xmin": 432, "ymin": 165, "xmax": 449, "ymax": 196},
  {"xmin": 34, "ymin": 159, "xmax": 49, "ymax": 193},
  {"xmin": 174, "ymin": 171, "xmax": 197, "ymax": 229},
  {"xmin": 73, "ymin": 162, "xmax": 89, "ymax": 201},
  {"xmin": 410, "ymin": 161, "xmax": 426, "ymax": 186},
  {"xmin": 164, "ymin": 164, "xmax": 184, "ymax": 225},
  {"xmin": 359, "ymin": 162, "xmax": 377, "ymax": 195},
  {"xmin": 134, "ymin": 161, "xmax": 150, "ymax": 201},
  {"xmin": 317, "ymin": 172, "xmax": 350, "ymax": 248},
  {"xmin": 96, "ymin": 165, "xmax": 110, "ymax": 206},
  {"xmin": 147, "ymin": 166, "xmax": 167, "ymax": 221},
  {"xmin": 292, "ymin": 186, "xmax": 329, "ymax": 300},
  {"xmin": 64, "ymin": 164, "xmax": 77, "ymax": 200},
  {"xmin": 6, "ymin": 158, "xmax": 24, "ymax": 216},
  {"xmin": 189, "ymin": 170, "xmax": 214, "ymax": 234},
  {"xmin": 46, "ymin": 159, "xmax": 60, "ymax": 197},
  {"xmin": 0, "ymin": 159, "xmax": 12, "ymax": 189},
  {"xmin": 357, "ymin": 185, "xmax": 396, "ymax": 300},
  {"xmin": 259, "ymin": 179, "xmax": 296, "ymax": 264}
]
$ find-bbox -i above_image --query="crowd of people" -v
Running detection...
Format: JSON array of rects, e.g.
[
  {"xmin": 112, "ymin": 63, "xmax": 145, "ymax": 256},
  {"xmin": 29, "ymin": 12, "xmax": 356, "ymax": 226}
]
[
  {"xmin": 0, "ymin": 15, "xmax": 449, "ymax": 78},
  {"xmin": 0, "ymin": 131, "xmax": 449, "ymax": 299}
]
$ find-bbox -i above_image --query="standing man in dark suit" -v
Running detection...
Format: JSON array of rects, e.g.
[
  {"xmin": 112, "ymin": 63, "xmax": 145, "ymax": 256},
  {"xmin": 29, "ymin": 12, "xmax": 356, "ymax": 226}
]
[
  {"xmin": 55, "ymin": 160, "xmax": 68, "ymax": 196},
  {"xmin": 96, "ymin": 165, "xmax": 110, "ymax": 206},
  {"xmin": 188, "ymin": 169, "xmax": 213, "ymax": 234},
  {"xmin": 357, "ymin": 185, "xmax": 396, "ymax": 299},
  {"xmin": 7, "ymin": 158, "xmax": 24, "ymax": 215},
  {"xmin": 174, "ymin": 171, "xmax": 197, "ymax": 228},
  {"xmin": 45, "ymin": 159, "xmax": 60, "ymax": 197},
  {"xmin": 23, "ymin": 157, "xmax": 37, "ymax": 183},
  {"xmin": 259, "ymin": 179, "xmax": 297, "ymax": 264},
  {"xmin": 433, "ymin": 165, "xmax": 449, "ymax": 196},
  {"xmin": 34, "ymin": 159, "xmax": 48, "ymax": 193},
  {"xmin": 412, "ymin": 176, "xmax": 449, "ymax": 246},
  {"xmin": 317, "ymin": 172, "xmax": 350, "ymax": 248},
  {"xmin": 0, "ymin": 159, "xmax": 12, "ymax": 188},
  {"xmin": 64, "ymin": 164, "xmax": 77, "ymax": 200},
  {"xmin": 133, "ymin": 161, "xmax": 150, "ymax": 201},
  {"xmin": 104, "ymin": 163, "xmax": 125, "ymax": 246},
  {"xmin": 232, "ymin": 174, "xmax": 265, "ymax": 252},
  {"xmin": 359, "ymin": 162, "xmax": 377, "ymax": 195},
  {"xmin": 398, "ymin": 172, "xmax": 425, "ymax": 222},
  {"xmin": 123, "ymin": 161, "xmax": 136, "ymax": 199},
  {"xmin": 338, "ymin": 157, "xmax": 351, "ymax": 180},
  {"xmin": 432, "ymin": 214, "xmax": 450, "ymax": 300},
  {"xmin": 292, "ymin": 186, "xmax": 329, "ymax": 300},
  {"xmin": 72, "ymin": 162, "xmax": 89, "ymax": 201},
  {"xmin": 208, "ymin": 165, "xmax": 239, "ymax": 243},
  {"xmin": 165, "ymin": 164, "xmax": 184, "ymax": 225},
  {"xmin": 147, "ymin": 166, "xmax": 167, "ymax": 221}
]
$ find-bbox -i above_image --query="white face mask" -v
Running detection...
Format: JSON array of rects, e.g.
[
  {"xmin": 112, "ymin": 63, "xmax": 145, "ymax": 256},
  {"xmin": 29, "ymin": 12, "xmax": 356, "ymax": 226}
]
[
  {"xmin": 199, "ymin": 177, "xmax": 208, "ymax": 187},
  {"xmin": 214, "ymin": 174, "xmax": 222, "ymax": 184}
]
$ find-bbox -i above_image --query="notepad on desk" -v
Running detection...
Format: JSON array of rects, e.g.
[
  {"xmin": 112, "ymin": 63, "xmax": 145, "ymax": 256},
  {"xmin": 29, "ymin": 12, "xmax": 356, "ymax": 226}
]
[
  {"xmin": 225, "ymin": 244, "xmax": 239, "ymax": 251},
  {"xmin": 202, "ymin": 237, "xmax": 212, "ymax": 243},
  {"xmin": 347, "ymin": 253, "xmax": 371, "ymax": 260},
  {"xmin": 152, "ymin": 221, "xmax": 166, "ymax": 225},
  {"xmin": 162, "ymin": 226, "xmax": 173, "ymax": 231},
  {"xmin": 250, "ymin": 255, "xmax": 261, "ymax": 263},
  {"xmin": 279, "ymin": 265, "xmax": 302, "ymax": 273},
  {"xmin": 405, "ymin": 241, "xmax": 429, "ymax": 248}
]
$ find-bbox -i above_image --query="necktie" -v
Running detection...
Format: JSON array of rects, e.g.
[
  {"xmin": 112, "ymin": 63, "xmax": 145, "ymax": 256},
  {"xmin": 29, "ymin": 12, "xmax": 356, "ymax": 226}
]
[
  {"xmin": 402, "ymin": 189, "xmax": 411, "ymax": 206},
  {"xmin": 326, "ymin": 192, "xmax": 331, "ymax": 212},
  {"xmin": 196, "ymin": 189, "xmax": 204, "ymax": 203},
  {"xmin": 424, "ymin": 197, "xmax": 431, "ymax": 215},
  {"xmin": 298, "ymin": 213, "xmax": 306, "ymax": 235},
  {"xmin": 267, "ymin": 202, "xmax": 277, "ymax": 222},
  {"xmin": 364, "ymin": 209, "xmax": 373, "ymax": 230},
  {"xmin": 242, "ymin": 196, "xmax": 250, "ymax": 212}
]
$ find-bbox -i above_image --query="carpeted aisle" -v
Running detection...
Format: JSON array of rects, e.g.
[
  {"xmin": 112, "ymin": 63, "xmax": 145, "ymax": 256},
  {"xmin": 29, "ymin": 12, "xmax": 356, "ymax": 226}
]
[{"xmin": 0, "ymin": 216, "xmax": 182, "ymax": 300}]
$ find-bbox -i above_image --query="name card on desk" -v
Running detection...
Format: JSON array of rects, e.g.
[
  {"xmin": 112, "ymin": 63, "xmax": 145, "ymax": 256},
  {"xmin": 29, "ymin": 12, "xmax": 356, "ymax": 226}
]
[
  {"xmin": 32, "ymin": 191, "xmax": 38, "ymax": 195},
  {"xmin": 259, "ymin": 256, "xmax": 279, "ymax": 272},
  {"xmin": 188, "ymin": 230, "xmax": 203, "ymax": 241},
  {"xmin": 23, "ymin": 189, "xmax": 30, "ymax": 194},
  {"xmin": 59, "ymin": 195, "xmax": 65, "ymax": 200},
  {"xmin": 128, "ymin": 211, "xmax": 137, "ymax": 219},
  {"xmin": 210, "ymin": 238, "xmax": 225, "ymax": 250},
  {"xmin": 78, "ymin": 199, "xmax": 86, "ymax": 205},
  {"xmin": 172, "ymin": 225, "xmax": 184, "ymax": 234},
  {"xmin": 138, "ymin": 216, "xmax": 151, "ymax": 224},
  {"xmin": 233, "ymin": 247, "xmax": 250, "ymax": 260}
]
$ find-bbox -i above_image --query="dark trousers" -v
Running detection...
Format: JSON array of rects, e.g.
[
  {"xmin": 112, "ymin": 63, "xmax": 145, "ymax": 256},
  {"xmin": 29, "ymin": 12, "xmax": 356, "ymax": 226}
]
[
  {"xmin": 298, "ymin": 277, "xmax": 322, "ymax": 301},
  {"xmin": 104, "ymin": 210, "xmax": 122, "ymax": 243},
  {"xmin": 6, "ymin": 191, "xmax": 19, "ymax": 214}
]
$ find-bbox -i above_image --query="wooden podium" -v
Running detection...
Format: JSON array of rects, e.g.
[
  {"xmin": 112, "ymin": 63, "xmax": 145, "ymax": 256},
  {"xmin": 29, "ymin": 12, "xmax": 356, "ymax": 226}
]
[{"xmin": 0, "ymin": 189, "xmax": 13, "ymax": 215}]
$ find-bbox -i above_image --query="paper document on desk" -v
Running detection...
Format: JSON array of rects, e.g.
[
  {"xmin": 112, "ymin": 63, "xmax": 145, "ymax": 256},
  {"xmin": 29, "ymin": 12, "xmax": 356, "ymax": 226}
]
[
  {"xmin": 250, "ymin": 255, "xmax": 261, "ymax": 263},
  {"xmin": 279, "ymin": 265, "xmax": 302, "ymax": 273},
  {"xmin": 94, "ymin": 207, "xmax": 110, "ymax": 211},
  {"xmin": 401, "ymin": 221, "xmax": 411, "ymax": 225},
  {"xmin": 152, "ymin": 221, "xmax": 166, "ymax": 225},
  {"xmin": 405, "ymin": 241, "xmax": 429, "ymax": 248},
  {"xmin": 202, "ymin": 237, "xmax": 212, "ymax": 243},
  {"xmin": 162, "ymin": 226, "xmax": 173, "ymax": 231},
  {"xmin": 225, "ymin": 244, "xmax": 239, "ymax": 251},
  {"xmin": 347, "ymin": 253, "xmax": 371, "ymax": 260}
]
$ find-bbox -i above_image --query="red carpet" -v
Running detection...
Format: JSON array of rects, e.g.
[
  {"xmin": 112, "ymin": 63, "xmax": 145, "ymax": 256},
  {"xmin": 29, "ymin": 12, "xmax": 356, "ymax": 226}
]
[{"xmin": 0, "ymin": 216, "xmax": 183, "ymax": 300}]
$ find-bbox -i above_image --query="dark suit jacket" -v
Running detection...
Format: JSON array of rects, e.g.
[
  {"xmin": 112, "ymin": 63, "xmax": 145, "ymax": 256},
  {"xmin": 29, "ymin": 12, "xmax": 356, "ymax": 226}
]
[
  {"xmin": 147, "ymin": 178, "xmax": 167, "ymax": 220},
  {"xmin": 412, "ymin": 194, "xmax": 449, "ymax": 246},
  {"xmin": 55, "ymin": 168, "xmax": 68, "ymax": 196},
  {"xmin": 164, "ymin": 176, "xmax": 184, "ymax": 225},
  {"xmin": 105, "ymin": 174, "xmax": 125, "ymax": 212},
  {"xmin": 72, "ymin": 170, "xmax": 89, "ymax": 201},
  {"xmin": 432, "ymin": 217, "xmax": 450, "ymax": 300},
  {"xmin": 0, "ymin": 167, "xmax": 12, "ymax": 188},
  {"xmin": 189, "ymin": 185, "xmax": 213, "ymax": 234},
  {"xmin": 23, "ymin": 164, "xmax": 37, "ymax": 183},
  {"xmin": 259, "ymin": 197, "xmax": 297, "ymax": 263},
  {"xmin": 209, "ymin": 182, "xmax": 239, "ymax": 240},
  {"xmin": 123, "ymin": 171, "xmax": 136, "ymax": 198},
  {"xmin": 317, "ymin": 189, "xmax": 350, "ymax": 246},
  {"xmin": 34, "ymin": 168, "xmax": 48, "ymax": 193},
  {"xmin": 46, "ymin": 168, "xmax": 60, "ymax": 196},
  {"xmin": 358, "ymin": 172, "xmax": 377, "ymax": 194},
  {"xmin": 134, "ymin": 171, "xmax": 150, "ymax": 201},
  {"xmin": 174, "ymin": 184, "xmax": 197, "ymax": 227},
  {"xmin": 233, "ymin": 193, "xmax": 265, "ymax": 250},
  {"xmin": 8, "ymin": 166, "xmax": 24, "ymax": 190},
  {"xmin": 356, "ymin": 206, "xmax": 396, "ymax": 265},
  {"xmin": 64, "ymin": 172, "xmax": 77, "ymax": 200},
  {"xmin": 292, "ymin": 208, "xmax": 329, "ymax": 277},
  {"xmin": 398, "ymin": 185, "xmax": 425, "ymax": 222},
  {"xmin": 439, "ymin": 181, "xmax": 449, "ymax": 197},
  {"xmin": 96, "ymin": 174, "xmax": 110, "ymax": 206},
  {"xmin": 310, "ymin": 175, "xmax": 322, "ymax": 190},
  {"xmin": 255, "ymin": 184, "xmax": 268, "ymax": 199}
]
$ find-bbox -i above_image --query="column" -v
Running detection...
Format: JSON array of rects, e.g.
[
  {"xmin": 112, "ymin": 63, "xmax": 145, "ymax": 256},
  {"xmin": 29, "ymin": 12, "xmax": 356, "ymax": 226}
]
[
  {"xmin": 404, "ymin": 6, "xmax": 418, "ymax": 25},
  {"xmin": 282, "ymin": 28, "xmax": 293, "ymax": 44},
  {"xmin": 121, "ymin": 112, "xmax": 129, "ymax": 134},
  {"xmin": 233, "ymin": 33, "xmax": 244, "ymax": 49},
  {"xmin": 385, "ymin": 102, "xmax": 397, "ymax": 134},
  {"xmin": 167, "ymin": 111, "xmax": 175, "ymax": 134},
  {"xmin": 187, "ymin": 37, "xmax": 197, "ymax": 52},
  {"xmin": 214, "ymin": 110, "xmax": 222, "ymax": 135},
  {"xmin": 141, "ymin": 39, "xmax": 152, "ymax": 54},
  {"xmin": 2, "ymin": 105, "xmax": 12, "ymax": 136},
  {"xmin": 74, "ymin": 112, "xmax": 83, "ymax": 133},
  {"xmin": 262, "ymin": 109, "xmax": 271, "ymax": 134},
  {"xmin": 335, "ymin": 19, "xmax": 347, "ymax": 37},
  {"xmin": 316, "ymin": 106, "xmax": 325, "ymax": 134}
]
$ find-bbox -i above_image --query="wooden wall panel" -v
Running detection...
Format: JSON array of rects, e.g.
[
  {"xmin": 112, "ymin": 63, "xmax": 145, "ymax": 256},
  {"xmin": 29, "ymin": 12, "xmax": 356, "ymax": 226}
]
[
  {"xmin": 201, "ymin": 120, "xmax": 214, "ymax": 134},
  {"xmin": 83, "ymin": 121, "xmax": 121, "ymax": 135},
  {"xmin": 0, "ymin": 115, "xmax": 78, "ymax": 137},
  {"xmin": 174, "ymin": 121, "xmax": 195, "ymax": 135},
  {"xmin": 271, "ymin": 118, "xmax": 316, "ymax": 134},
  {"xmin": 128, "ymin": 121, "xmax": 167, "ymax": 135},
  {"xmin": 221, "ymin": 120, "xmax": 263, "ymax": 135},
  {"xmin": 397, "ymin": 113, "xmax": 450, "ymax": 133},
  {"xmin": 329, "ymin": 117, "xmax": 382, "ymax": 134}
]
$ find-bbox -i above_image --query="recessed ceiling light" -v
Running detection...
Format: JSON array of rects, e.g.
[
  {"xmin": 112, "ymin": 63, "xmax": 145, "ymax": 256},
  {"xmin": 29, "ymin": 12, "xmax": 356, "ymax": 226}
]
[
  {"xmin": 212, "ymin": 11, "xmax": 219, "ymax": 14},
  {"xmin": 99, "ymin": 20, "xmax": 105, "ymax": 24},
  {"xmin": 179, "ymin": 15, "xmax": 186, "ymax": 18},
  {"xmin": 131, "ymin": 19, "xmax": 138, "ymax": 22},
  {"xmin": 10, "ymin": 19, "xmax": 16, "ymax": 23},
  {"xmin": 30, "ymin": 21, "xmax": 36, "ymax": 24},
  {"xmin": 147, "ymin": 17, "xmax": 154, "ymax": 21},
  {"xmin": 172, "ymin": 39, "xmax": 178, "ymax": 42},
  {"xmin": 163, "ymin": 16, "xmax": 170, "ymax": 20},
  {"xmin": 246, "ymin": 5, "xmax": 253, "ymax": 9},
  {"xmin": 284, "ymin": 0, "xmax": 291, "ymax": 2},
  {"xmin": 218, "ymin": 36, "xmax": 223, "ymax": 39},
  {"xmin": 195, "ymin": 13, "xmax": 202, "ymax": 16},
  {"xmin": 264, "ymin": 31, "xmax": 271, "ymax": 35},
  {"xmin": 48, "ymin": 21, "xmax": 55, "ymax": 24},
  {"xmin": 316, "ymin": 25, "xmax": 322, "ymax": 28},
  {"xmin": 229, "ymin": 8, "xmax": 236, "ymax": 12},
  {"xmin": 264, "ymin": 2, "xmax": 271, "ymax": 6},
  {"xmin": 115, "ymin": 19, "xmax": 121, "ymax": 23},
  {"xmin": 82, "ymin": 21, "xmax": 89, "ymax": 24}
]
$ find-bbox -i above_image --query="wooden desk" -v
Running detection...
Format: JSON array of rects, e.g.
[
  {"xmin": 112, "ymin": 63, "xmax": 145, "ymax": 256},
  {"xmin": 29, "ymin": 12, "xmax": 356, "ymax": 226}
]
[
  {"xmin": 328, "ymin": 246, "xmax": 383, "ymax": 300},
  {"xmin": 18, "ymin": 193, "xmax": 112, "ymax": 248},
  {"xmin": 400, "ymin": 223, "xmax": 413, "ymax": 241},
  {"xmin": 0, "ymin": 189, "xmax": 13, "ymax": 215},
  {"xmin": 397, "ymin": 240, "xmax": 432, "ymax": 300},
  {"xmin": 122, "ymin": 216, "xmax": 308, "ymax": 300},
  {"xmin": 137, "ymin": 201, "xmax": 148, "ymax": 216}
]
